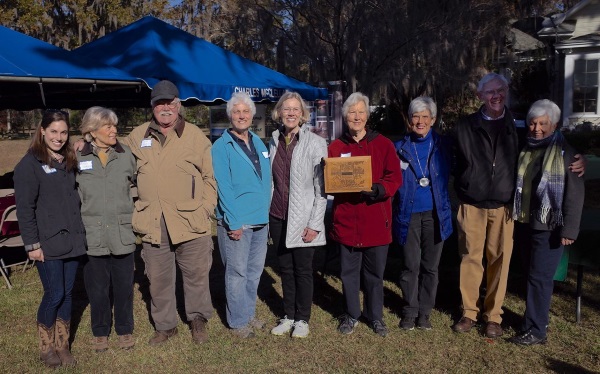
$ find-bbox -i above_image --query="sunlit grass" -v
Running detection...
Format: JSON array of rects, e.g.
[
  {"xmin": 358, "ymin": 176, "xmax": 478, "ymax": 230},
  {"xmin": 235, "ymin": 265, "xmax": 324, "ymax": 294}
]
[{"xmin": 0, "ymin": 246, "xmax": 598, "ymax": 373}]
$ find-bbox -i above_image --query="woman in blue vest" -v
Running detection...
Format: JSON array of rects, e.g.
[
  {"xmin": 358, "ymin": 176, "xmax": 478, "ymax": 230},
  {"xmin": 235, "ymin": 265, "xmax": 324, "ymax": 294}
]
[{"xmin": 393, "ymin": 96, "xmax": 453, "ymax": 330}]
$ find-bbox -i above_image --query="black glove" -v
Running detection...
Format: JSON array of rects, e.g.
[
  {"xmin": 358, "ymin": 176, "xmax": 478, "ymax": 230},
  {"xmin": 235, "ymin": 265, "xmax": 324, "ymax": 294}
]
[{"xmin": 360, "ymin": 183, "xmax": 385, "ymax": 201}]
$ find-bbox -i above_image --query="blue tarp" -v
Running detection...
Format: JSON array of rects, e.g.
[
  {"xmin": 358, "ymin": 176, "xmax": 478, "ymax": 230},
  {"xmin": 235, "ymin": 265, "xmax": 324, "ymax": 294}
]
[
  {"xmin": 0, "ymin": 25, "xmax": 140, "ymax": 82},
  {"xmin": 73, "ymin": 16, "xmax": 328, "ymax": 103},
  {"xmin": 0, "ymin": 25, "xmax": 143, "ymax": 109}
]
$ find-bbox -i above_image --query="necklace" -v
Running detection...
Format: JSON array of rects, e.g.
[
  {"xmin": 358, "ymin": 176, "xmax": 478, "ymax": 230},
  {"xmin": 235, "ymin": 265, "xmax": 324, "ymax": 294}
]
[{"xmin": 412, "ymin": 140, "xmax": 432, "ymax": 187}]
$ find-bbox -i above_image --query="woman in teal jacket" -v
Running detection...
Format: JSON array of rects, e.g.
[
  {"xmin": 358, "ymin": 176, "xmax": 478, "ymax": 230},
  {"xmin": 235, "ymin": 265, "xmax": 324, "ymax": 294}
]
[
  {"xmin": 211, "ymin": 92, "xmax": 271, "ymax": 338},
  {"xmin": 77, "ymin": 107, "xmax": 136, "ymax": 352}
]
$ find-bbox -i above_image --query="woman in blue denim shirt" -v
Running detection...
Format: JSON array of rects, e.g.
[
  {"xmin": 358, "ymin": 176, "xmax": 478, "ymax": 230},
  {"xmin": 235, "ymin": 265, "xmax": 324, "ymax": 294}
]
[{"xmin": 393, "ymin": 97, "xmax": 453, "ymax": 330}]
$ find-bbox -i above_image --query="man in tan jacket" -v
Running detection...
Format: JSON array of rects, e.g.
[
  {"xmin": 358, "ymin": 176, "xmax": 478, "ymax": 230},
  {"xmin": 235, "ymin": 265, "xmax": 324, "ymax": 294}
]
[{"xmin": 124, "ymin": 80, "xmax": 217, "ymax": 345}]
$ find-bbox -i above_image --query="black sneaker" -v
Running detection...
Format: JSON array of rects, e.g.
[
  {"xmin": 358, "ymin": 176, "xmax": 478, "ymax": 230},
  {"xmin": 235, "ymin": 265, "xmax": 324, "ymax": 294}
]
[
  {"xmin": 508, "ymin": 330, "xmax": 547, "ymax": 346},
  {"xmin": 370, "ymin": 320, "xmax": 388, "ymax": 337},
  {"xmin": 399, "ymin": 317, "xmax": 415, "ymax": 331},
  {"xmin": 337, "ymin": 315, "xmax": 358, "ymax": 335},
  {"xmin": 417, "ymin": 315, "xmax": 432, "ymax": 330}
]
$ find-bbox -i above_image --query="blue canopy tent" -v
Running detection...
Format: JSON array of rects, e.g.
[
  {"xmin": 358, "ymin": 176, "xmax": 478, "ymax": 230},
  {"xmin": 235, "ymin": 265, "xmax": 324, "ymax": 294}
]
[
  {"xmin": 73, "ymin": 16, "xmax": 328, "ymax": 103},
  {"xmin": 0, "ymin": 25, "xmax": 145, "ymax": 110}
]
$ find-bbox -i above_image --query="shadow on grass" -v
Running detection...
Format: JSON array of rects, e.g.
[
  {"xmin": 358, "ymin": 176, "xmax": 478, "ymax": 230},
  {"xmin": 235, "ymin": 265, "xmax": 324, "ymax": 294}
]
[{"xmin": 545, "ymin": 357, "xmax": 599, "ymax": 373}]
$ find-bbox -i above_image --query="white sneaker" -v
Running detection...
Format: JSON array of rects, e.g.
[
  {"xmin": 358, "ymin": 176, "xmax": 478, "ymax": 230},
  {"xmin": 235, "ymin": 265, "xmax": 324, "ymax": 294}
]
[
  {"xmin": 291, "ymin": 320, "xmax": 309, "ymax": 338},
  {"xmin": 270, "ymin": 316, "xmax": 294, "ymax": 336}
]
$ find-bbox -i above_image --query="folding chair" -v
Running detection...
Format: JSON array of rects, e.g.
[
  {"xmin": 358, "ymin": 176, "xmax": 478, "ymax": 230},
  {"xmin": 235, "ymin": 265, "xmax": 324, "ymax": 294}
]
[
  {"xmin": 0, "ymin": 189, "xmax": 15, "ymax": 198},
  {"xmin": 0, "ymin": 205, "xmax": 32, "ymax": 289}
]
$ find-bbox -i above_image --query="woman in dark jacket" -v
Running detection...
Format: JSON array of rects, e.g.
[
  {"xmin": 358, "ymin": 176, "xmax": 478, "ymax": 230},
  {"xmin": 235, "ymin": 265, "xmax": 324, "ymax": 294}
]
[
  {"xmin": 77, "ymin": 107, "xmax": 136, "ymax": 352},
  {"xmin": 14, "ymin": 110, "xmax": 86, "ymax": 368},
  {"xmin": 393, "ymin": 97, "xmax": 453, "ymax": 330},
  {"xmin": 509, "ymin": 99, "xmax": 584, "ymax": 346},
  {"xmin": 328, "ymin": 92, "xmax": 402, "ymax": 337}
]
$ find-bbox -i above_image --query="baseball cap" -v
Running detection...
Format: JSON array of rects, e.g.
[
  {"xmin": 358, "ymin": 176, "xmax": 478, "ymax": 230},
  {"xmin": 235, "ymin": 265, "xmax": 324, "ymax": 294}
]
[{"xmin": 151, "ymin": 80, "xmax": 179, "ymax": 105}]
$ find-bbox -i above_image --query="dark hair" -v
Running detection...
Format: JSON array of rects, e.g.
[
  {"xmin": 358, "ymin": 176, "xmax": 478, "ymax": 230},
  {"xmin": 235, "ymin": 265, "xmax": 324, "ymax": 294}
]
[{"xmin": 29, "ymin": 110, "xmax": 78, "ymax": 172}]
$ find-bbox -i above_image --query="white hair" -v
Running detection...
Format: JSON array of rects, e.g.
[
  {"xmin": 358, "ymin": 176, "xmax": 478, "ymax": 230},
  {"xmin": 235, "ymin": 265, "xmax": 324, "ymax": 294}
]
[
  {"xmin": 226, "ymin": 91, "xmax": 256, "ymax": 119},
  {"xmin": 527, "ymin": 99, "xmax": 561, "ymax": 126},
  {"xmin": 342, "ymin": 92, "xmax": 370, "ymax": 118}
]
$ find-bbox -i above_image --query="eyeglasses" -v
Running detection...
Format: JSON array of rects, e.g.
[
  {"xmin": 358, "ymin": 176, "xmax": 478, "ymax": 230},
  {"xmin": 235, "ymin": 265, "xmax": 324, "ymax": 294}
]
[
  {"xmin": 482, "ymin": 88, "xmax": 507, "ymax": 97},
  {"xmin": 282, "ymin": 107, "xmax": 301, "ymax": 113},
  {"xmin": 154, "ymin": 99, "xmax": 180, "ymax": 109}
]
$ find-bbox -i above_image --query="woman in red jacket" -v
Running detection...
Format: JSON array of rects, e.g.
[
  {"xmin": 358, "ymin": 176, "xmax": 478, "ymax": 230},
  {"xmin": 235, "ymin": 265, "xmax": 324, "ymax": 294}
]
[{"xmin": 328, "ymin": 92, "xmax": 402, "ymax": 337}]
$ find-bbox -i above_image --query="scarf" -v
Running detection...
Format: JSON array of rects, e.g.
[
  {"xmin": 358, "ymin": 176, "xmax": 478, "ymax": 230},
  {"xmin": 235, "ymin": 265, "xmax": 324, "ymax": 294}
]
[
  {"xmin": 513, "ymin": 131, "xmax": 565, "ymax": 226},
  {"xmin": 91, "ymin": 141, "xmax": 113, "ymax": 167}
]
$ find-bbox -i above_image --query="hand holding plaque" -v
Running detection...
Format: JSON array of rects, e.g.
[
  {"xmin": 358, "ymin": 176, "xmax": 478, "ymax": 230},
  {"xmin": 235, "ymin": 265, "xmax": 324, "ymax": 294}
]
[{"xmin": 360, "ymin": 183, "xmax": 385, "ymax": 201}]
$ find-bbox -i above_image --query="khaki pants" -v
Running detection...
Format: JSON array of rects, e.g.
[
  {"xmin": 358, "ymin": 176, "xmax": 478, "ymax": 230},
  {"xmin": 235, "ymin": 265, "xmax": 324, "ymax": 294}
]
[
  {"xmin": 457, "ymin": 203, "xmax": 514, "ymax": 324},
  {"xmin": 142, "ymin": 216, "xmax": 214, "ymax": 331}
]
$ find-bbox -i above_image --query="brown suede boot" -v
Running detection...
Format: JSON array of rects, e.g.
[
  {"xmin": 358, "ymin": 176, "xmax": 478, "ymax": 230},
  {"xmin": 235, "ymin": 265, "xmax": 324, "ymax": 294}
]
[
  {"xmin": 55, "ymin": 318, "xmax": 76, "ymax": 367},
  {"xmin": 37, "ymin": 322, "xmax": 61, "ymax": 369}
]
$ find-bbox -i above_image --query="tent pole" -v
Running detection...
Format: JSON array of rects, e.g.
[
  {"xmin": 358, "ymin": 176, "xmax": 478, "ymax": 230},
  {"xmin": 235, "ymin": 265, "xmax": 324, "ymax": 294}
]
[{"xmin": 38, "ymin": 80, "xmax": 46, "ymax": 107}]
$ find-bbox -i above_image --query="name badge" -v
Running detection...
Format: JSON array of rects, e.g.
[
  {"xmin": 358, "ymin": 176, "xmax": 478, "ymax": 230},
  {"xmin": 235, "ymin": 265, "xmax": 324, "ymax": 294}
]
[
  {"xmin": 79, "ymin": 160, "xmax": 93, "ymax": 170},
  {"xmin": 141, "ymin": 139, "xmax": 152, "ymax": 148},
  {"xmin": 42, "ymin": 165, "xmax": 57, "ymax": 174},
  {"xmin": 341, "ymin": 152, "xmax": 351, "ymax": 158},
  {"xmin": 262, "ymin": 151, "xmax": 269, "ymax": 158},
  {"xmin": 401, "ymin": 161, "xmax": 409, "ymax": 170}
]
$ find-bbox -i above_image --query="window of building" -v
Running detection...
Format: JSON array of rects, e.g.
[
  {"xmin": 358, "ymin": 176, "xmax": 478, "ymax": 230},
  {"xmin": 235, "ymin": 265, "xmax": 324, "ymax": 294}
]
[{"xmin": 573, "ymin": 59, "xmax": 598, "ymax": 113}]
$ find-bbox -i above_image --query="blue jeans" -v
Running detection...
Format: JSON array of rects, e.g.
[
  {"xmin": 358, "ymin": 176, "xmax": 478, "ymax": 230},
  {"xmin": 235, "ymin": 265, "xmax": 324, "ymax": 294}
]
[
  {"xmin": 36, "ymin": 257, "xmax": 81, "ymax": 327},
  {"xmin": 217, "ymin": 224, "xmax": 268, "ymax": 329}
]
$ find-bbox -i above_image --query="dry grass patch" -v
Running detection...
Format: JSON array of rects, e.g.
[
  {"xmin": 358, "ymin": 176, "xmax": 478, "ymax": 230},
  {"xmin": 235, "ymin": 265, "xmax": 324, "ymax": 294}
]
[{"xmin": 0, "ymin": 247, "xmax": 599, "ymax": 373}]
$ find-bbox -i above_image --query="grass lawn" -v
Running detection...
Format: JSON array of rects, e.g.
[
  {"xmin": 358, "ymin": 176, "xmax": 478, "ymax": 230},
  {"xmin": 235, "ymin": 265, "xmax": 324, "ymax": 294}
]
[{"xmin": 0, "ymin": 240, "xmax": 599, "ymax": 373}]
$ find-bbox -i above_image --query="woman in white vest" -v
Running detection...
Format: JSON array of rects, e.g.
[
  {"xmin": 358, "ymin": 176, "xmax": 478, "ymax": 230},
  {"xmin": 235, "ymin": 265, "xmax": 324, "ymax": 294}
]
[{"xmin": 268, "ymin": 92, "xmax": 328, "ymax": 338}]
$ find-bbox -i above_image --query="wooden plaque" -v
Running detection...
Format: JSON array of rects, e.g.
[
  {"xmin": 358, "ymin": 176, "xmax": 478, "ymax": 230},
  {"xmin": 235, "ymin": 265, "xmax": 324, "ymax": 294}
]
[{"xmin": 324, "ymin": 156, "xmax": 372, "ymax": 193}]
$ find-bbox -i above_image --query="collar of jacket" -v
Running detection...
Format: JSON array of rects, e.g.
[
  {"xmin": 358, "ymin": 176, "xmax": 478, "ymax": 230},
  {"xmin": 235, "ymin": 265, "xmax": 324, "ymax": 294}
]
[
  {"xmin": 273, "ymin": 123, "xmax": 307, "ymax": 143},
  {"xmin": 339, "ymin": 128, "xmax": 379, "ymax": 144},
  {"xmin": 143, "ymin": 115, "xmax": 185, "ymax": 138},
  {"xmin": 277, "ymin": 123, "xmax": 309, "ymax": 140},
  {"xmin": 29, "ymin": 150, "xmax": 66, "ymax": 170},
  {"xmin": 222, "ymin": 128, "xmax": 259, "ymax": 144},
  {"xmin": 471, "ymin": 105, "xmax": 515, "ymax": 135},
  {"xmin": 80, "ymin": 140, "xmax": 125, "ymax": 156}
]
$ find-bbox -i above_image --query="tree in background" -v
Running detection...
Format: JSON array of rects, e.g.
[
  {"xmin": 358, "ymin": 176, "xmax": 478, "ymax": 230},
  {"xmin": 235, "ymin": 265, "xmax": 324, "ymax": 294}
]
[{"xmin": 0, "ymin": 0, "xmax": 574, "ymax": 133}]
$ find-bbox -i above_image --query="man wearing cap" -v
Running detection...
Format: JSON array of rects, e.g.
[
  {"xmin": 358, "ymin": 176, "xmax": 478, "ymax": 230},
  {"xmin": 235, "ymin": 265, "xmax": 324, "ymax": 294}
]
[{"xmin": 124, "ymin": 80, "xmax": 217, "ymax": 345}]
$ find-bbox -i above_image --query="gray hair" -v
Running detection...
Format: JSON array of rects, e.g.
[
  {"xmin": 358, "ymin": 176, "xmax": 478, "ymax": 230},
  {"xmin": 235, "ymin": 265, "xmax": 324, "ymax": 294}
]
[
  {"xmin": 79, "ymin": 106, "xmax": 118, "ymax": 142},
  {"xmin": 408, "ymin": 96, "xmax": 437, "ymax": 118},
  {"xmin": 226, "ymin": 91, "xmax": 256, "ymax": 119},
  {"xmin": 526, "ymin": 99, "xmax": 561, "ymax": 126},
  {"xmin": 477, "ymin": 73, "xmax": 509, "ymax": 92},
  {"xmin": 271, "ymin": 91, "xmax": 310, "ymax": 124},
  {"xmin": 342, "ymin": 92, "xmax": 370, "ymax": 118}
]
